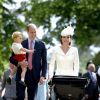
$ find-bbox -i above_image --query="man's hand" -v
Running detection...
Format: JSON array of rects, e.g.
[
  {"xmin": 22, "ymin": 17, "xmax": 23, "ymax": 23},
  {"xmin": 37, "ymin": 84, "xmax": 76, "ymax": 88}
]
[{"xmin": 39, "ymin": 77, "xmax": 46, "ymax": 85}]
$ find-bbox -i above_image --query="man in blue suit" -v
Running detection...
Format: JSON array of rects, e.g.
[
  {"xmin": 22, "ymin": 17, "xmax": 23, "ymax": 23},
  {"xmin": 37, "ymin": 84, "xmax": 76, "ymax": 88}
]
[
  {"xmin": 16, "ymin": 23, "xmax": 47, "ymax": 100},
  {"xmin": 83, "ymin": 61, "xmax": 98, "ymax": 100}
]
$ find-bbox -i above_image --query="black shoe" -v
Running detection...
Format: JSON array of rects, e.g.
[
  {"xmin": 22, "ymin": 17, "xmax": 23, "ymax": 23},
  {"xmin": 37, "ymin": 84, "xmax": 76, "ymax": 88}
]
[
  {"xmin": 6, "ymin": 77, "xmax": 11, "ymax": 85},
  {"xmin": 19, "ymin": 80, "xmax": 26, "ymax": 86}
]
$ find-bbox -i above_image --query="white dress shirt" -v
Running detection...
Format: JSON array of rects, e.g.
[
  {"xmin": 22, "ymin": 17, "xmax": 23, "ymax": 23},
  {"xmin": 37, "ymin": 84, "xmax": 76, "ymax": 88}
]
[
  {"xmin": 28, "ymin": 39, "xmax": 35, "ymax": 49},
  {"xmin": 49, "ymin": 46, "xmax": 79, "ymax": 78},
  {"xmin": 89, "ymin": 71, "xmax": 97, "ymax": 83}
]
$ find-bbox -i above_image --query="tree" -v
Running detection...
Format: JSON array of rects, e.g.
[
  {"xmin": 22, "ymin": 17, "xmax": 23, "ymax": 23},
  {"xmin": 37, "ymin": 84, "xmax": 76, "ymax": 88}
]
[
  {"xmin": 93, "ymin": 52, "xmax": 100, "ymax": 68},
  {"xmin": 22, "ymin": 0, "xmax": 100, "ymax": 68},
  {"xmin": 0, "ymin": 0, "xmax": 25, "ymax": 76},
  {"xmin": 0, "ymin": 0, "xmax": 100, "ymax": 76}
]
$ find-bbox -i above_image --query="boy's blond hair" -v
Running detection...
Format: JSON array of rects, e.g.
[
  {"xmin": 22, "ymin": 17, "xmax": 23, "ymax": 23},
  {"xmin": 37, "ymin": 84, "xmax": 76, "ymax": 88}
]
[{"xmin": 12, "ymin": 31, "xmax": 22, "ymax": 40}]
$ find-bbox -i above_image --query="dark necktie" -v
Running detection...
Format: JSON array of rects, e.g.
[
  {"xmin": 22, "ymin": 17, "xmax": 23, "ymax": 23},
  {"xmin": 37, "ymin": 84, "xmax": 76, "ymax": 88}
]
[{"xmin": 28, "ymin": 40, "xmax": 33, "ymax": 70}]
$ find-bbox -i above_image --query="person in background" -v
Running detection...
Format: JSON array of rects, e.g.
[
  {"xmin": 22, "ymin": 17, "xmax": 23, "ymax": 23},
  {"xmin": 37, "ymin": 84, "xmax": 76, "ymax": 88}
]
[
  {"xmin": 16, "ymin": 23, "xmax": 47, "ymax": 100},
  {"xmin": 96, "ymin": 66, "xmax": 100, "ymax": 100},
  {"xmin": 0, "ymin": 58, "xmax": 17, "ymax": 100},
  {"xmin": 83, "ymin": 61, "xmax": 98, "ymax": 100},
  {"xmin": 49, "ymin": 26, "xmax": 79, "ymax": 78}
]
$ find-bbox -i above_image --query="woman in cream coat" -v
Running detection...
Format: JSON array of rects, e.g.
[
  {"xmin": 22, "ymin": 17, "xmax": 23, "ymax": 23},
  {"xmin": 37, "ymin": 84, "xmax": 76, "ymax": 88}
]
[{"xmin": 49, "ymin": 26, "xmax": 79, "ymax": 78}]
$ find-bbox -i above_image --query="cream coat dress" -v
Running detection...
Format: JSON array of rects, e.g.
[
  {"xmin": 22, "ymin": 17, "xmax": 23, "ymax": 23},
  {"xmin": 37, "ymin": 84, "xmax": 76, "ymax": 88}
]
[{"xmin": 49, "ymin": 46, "xmax": 79, "ymax": 78}]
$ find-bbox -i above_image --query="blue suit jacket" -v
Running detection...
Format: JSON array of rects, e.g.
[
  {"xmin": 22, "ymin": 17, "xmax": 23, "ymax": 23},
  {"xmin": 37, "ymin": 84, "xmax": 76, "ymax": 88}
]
[
  {"xmin": 83, "ymin": 72, "xmax": 97, "ymax": 96},
  {"xmin": 22, "ymin": 39, "xmax": 47, "ymax": 79}
]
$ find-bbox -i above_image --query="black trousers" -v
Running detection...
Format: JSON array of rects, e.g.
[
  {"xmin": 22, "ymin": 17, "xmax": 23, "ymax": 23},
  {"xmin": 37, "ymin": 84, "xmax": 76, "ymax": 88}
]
[{"xmin": 16, "ymin": 67, "xmax": 39, "ymax": 100}]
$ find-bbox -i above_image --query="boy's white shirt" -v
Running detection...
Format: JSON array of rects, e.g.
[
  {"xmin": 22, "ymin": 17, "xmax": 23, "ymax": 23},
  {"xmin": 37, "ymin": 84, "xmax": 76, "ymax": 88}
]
[{"xmin": 11, "ymin": 43, "xmax": 24, "ymax": 54}]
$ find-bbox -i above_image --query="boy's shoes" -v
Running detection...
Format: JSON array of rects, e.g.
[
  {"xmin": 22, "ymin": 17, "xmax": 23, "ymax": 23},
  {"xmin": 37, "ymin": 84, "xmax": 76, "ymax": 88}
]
[
  {"xmin": 19, "ymin": 80, "xmax": 26, "ymax": 86},
  {"xmin": 6, "ymin": 77, "xmax": 11, "ymax": 85}
]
